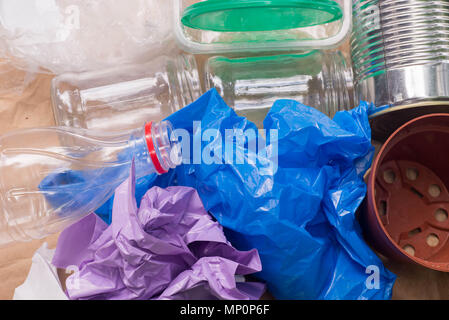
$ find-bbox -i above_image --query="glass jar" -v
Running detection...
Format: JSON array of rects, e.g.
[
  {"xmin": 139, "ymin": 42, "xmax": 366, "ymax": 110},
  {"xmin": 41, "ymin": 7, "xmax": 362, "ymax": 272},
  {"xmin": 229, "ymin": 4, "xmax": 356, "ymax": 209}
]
[
  {"xmin": 51, "ymin": 54, "xmax": 201, "ymax": 132},
  {"xmin": 205, "ymin": 50, "xmax": 354, "ymax": 127}
]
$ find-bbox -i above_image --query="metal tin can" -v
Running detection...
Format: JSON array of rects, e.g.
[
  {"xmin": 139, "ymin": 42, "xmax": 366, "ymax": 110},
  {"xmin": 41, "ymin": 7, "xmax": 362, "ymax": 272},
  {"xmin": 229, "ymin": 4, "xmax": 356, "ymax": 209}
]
[{"xmin": 351, "ymin": 0, "xmax": 449, "ymax": 139}]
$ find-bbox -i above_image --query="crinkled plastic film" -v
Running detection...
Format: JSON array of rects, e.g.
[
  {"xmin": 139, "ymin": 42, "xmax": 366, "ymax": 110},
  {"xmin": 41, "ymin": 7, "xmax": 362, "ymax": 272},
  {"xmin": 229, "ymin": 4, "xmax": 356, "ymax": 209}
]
[
  {"xmin": 96, "ymin": 89, "xmax": 396, "ymax": 299},
  {"xmin": 0, "ymin": 0, "xmax": 174, "ymax": 74}
]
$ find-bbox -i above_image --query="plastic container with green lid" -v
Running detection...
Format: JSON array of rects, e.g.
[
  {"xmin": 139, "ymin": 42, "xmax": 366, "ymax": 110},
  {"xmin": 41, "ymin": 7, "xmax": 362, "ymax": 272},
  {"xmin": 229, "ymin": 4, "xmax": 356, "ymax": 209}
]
[{"xmin": 174, "ymin": 0, "xmax": 351, "ymax": 54}]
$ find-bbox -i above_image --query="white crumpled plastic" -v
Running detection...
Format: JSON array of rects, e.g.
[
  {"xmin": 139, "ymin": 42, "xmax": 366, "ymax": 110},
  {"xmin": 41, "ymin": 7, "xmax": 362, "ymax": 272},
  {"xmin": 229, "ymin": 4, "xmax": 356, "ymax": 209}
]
[
  {"xmin": 0, "ymin": 0, "xmax": 173, "ymax": 74},
  {"xmin": 13, "ymin": 243, "xmax": 67, "ymax": 300}
]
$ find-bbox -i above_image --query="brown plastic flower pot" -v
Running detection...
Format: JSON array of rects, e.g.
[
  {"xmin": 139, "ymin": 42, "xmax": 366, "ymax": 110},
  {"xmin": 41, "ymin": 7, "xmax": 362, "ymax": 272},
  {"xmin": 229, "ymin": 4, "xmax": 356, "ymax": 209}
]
[{"xmin": 363, "ymin": 114, "xmax": 449, "ymax": 271}]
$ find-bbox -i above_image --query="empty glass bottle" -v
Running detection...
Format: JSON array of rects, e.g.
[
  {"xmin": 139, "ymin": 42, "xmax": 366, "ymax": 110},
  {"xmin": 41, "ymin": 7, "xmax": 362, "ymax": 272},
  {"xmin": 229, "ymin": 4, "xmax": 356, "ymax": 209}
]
[
  {"xmin": 52, "ymin": 54, "xmax": 201, "ymax": 132},
  {"xmin": 205, "ymin": 50, "xmax": 354, "ymax": 127},
  {"xmin": 0, "ymin": 121, "xmax": 181, "ymax": 246}
]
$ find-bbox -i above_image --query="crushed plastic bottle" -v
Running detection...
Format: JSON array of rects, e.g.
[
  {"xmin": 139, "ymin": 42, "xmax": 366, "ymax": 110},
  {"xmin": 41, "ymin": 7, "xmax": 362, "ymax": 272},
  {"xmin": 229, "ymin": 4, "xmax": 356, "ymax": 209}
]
[{"xmin": 0, "ymin": 121, "xmax": 181, "ymax": 246}]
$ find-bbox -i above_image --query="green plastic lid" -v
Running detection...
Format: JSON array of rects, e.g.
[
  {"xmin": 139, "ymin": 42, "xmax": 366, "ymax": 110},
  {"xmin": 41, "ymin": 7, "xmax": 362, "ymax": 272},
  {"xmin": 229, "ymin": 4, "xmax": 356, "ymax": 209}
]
[{"xmin": 181, "ymin": 0, "xmax": 343, "ymax": 32}]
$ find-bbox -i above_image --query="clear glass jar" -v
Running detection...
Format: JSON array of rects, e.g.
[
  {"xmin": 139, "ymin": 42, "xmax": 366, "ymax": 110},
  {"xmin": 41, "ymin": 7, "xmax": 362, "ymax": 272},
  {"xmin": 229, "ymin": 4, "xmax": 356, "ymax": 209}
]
[
  {"xmin": 205, "ymin": 50, "xmax": 354, "ymax": 127},
  {"xmin": 51, "ymin": 54, "xmax": 201, "ymax": 133}
]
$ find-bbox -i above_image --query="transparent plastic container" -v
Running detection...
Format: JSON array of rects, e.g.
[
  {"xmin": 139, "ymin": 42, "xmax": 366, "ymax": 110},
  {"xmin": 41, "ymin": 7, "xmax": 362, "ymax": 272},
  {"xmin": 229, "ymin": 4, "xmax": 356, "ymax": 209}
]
[
  {"xmin": 174, "ymin": 0, "xmax": 352, "ymax": 54},
  {"xmin": 52, "ymin": 54, "xmax": 201, "ymax": 132},
  {"xmin": 0, "ymin": 121, "xmax": 181, "ymax": 246},
  {"xmin": 205, "ymin": 50, "xmax": 354, "ymax": 127}
]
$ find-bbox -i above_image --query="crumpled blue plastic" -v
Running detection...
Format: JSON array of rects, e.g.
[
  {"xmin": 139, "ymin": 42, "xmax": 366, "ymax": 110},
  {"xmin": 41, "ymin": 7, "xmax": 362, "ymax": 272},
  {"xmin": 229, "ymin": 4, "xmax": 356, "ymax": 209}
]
[
  {"xmin": 97, "ymin": 89, "xmax": 396, "ymax": 300},
  {"xmin": 367, "ymin": 103, "xmax": 391, "ymax": 117}
]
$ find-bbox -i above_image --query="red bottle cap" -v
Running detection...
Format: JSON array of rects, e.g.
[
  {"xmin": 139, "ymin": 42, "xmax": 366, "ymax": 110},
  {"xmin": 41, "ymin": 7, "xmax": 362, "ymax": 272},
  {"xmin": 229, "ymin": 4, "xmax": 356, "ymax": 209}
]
[{"xmin": 144, "ymin": 122, "xmax": 168, "ymax": 175}]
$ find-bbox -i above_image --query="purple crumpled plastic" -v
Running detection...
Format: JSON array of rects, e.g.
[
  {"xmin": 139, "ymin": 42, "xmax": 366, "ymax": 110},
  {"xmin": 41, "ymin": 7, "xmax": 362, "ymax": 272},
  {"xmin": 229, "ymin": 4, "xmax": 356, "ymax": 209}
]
[{"xmin": 52, "ymin": 163, "xmax": 265, "ymax": 300}]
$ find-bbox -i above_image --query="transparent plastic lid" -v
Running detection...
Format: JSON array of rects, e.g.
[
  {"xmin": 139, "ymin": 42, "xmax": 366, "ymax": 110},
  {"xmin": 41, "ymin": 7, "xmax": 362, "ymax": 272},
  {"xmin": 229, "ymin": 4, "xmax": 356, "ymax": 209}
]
[
  {"xmin": 181, "ymin": 0, "xmax": 343, "ymax": 32},
  {"xmin": 174, "ymin": 0, "xmax": 351, "ymax": 54}
]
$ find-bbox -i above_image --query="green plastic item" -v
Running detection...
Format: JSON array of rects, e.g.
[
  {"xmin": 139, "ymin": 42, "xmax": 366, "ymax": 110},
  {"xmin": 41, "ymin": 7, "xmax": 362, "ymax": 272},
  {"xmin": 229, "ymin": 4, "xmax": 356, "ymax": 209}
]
[{"xmin": 181, "ymin": 0, "xmax": 343, "ymax": 32}]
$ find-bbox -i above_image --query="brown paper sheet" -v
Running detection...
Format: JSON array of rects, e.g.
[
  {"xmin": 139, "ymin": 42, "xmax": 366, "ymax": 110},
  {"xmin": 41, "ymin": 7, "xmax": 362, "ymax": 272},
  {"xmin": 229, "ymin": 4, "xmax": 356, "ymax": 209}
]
[
  {"xmin": 0, "ymin": 58, "xmax": 449, "ymax": 300},
  {"xmin": 0, "ymin": 60, "xmax": 60, "ymax": 299}
]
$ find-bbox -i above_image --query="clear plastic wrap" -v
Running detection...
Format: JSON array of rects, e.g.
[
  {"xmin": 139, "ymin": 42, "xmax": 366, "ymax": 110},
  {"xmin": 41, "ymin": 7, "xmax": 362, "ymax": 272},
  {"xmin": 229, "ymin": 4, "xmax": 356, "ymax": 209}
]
[{"xmin": 0, "ymin": 0, "xmax": 174, "ymax": 74}]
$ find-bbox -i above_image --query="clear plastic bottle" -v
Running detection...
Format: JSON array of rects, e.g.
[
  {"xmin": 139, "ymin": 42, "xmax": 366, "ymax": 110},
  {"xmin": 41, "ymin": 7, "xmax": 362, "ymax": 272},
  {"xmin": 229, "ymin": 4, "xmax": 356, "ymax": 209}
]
[
  {"xmin": 205, "ymin": 50, "xmax": 354, "ymax": 127},
  {"xmin": 0, "ymin": 121, "xmax": 181, "ymax": 246},
  {"xmin": 51, "ymin": 54, "xmax": 201, "ymax": 132}
]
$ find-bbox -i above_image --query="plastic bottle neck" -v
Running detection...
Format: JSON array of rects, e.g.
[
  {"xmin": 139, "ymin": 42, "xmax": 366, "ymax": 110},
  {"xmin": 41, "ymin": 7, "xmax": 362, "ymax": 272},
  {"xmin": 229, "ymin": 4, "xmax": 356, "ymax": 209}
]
[{"xmin": 140, "ymin": 121, "xmax": 181, "ymax": 176}]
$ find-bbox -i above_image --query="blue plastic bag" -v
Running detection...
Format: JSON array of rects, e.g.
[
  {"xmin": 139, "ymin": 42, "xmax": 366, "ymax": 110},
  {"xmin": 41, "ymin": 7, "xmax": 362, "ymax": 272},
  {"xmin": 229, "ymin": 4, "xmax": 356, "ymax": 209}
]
[{"xmin": 97, "ymin": 89, "xmax": 396, "ymax": 299}]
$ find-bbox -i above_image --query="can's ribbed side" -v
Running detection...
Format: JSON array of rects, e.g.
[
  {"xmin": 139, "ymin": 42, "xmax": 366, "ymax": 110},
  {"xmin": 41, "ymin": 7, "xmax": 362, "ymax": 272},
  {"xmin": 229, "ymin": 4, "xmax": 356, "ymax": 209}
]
[{"xmin": 352, "ymin": 0, "xmax": 449, "ymax": 85}]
